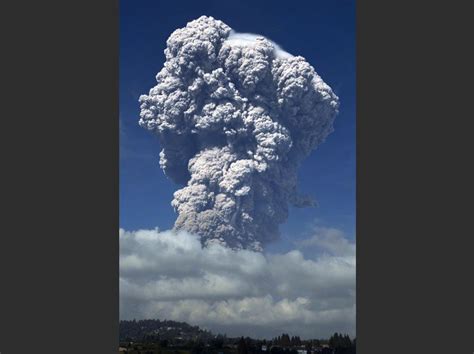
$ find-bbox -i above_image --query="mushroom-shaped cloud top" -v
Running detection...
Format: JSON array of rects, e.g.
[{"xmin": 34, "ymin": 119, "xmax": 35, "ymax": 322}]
[{"xmin": 139, "ymin": 16, "xmax": 339, "ymax": 251}]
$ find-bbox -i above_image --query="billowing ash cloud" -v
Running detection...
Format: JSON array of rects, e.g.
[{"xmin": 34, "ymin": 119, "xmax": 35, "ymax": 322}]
[{"xmin": 139, "ymin": 16, "xmax": 339, "ymax": 251}]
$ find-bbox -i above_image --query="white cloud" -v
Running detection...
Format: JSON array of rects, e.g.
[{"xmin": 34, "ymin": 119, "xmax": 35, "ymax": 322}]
[
  {"xmin": 296, "ymin": 226, "xmax": 356, "ymax": 257},
  {"xmin": 120, "ymin": 228, "xmax": 355, "ymax": 339},
  {"xmin": 225, "ymin": 31, "xmax": 294, "ymax": 59}
]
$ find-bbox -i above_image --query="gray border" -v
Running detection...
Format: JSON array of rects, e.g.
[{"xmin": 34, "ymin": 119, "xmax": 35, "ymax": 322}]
[
  {"xmin": 357, "ymin": 0, "xmax": 473, "ymax": 352},
  {"xmin": 0, "ymin": 0, "xmax": 119, "ymax": 353}
]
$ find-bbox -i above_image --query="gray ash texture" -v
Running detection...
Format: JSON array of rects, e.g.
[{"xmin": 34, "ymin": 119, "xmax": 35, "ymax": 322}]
[{"xmin": 139, "ymin": 16, "xmax": 339, "ymax": 251}]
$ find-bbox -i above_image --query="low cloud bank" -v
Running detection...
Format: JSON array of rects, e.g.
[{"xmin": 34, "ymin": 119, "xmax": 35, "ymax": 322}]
[{"xmin": 120, "ymin": 228, "xmax": 355, "ymax": 338}]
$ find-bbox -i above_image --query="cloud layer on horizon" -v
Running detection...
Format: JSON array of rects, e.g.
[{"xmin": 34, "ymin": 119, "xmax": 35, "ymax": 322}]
[{"xmin": 120, "ymin": 228, "xmax": 355, "ymax": 339}]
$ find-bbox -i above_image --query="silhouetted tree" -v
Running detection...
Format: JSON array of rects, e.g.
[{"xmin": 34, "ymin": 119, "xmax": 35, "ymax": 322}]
[
  {"xmin": 280, "ymin": 334, "xmax": 290, "ymax": 347},
  {"xmin": 191, "ymin": 340, "xmax": 204, "ymax": 354},
  {"xmin": 211, "ymin": 335, "xmax": 224, "ymax": 349},
  {"xmin": 160, "ymin": 339, "xmax": 169, "ymax": 348},
  {"xmin": 238, "ymin": 337, "xmax": 249, "ymax": 354},
  {"xmin": 305, "ymin": 341, "xmax": 312, "ymax": 354}
]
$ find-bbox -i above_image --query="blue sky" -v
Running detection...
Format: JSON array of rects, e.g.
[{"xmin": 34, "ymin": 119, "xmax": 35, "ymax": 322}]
[{"xmin": 119, "ymin": 0, "xmax": 355, "ymax": 254}]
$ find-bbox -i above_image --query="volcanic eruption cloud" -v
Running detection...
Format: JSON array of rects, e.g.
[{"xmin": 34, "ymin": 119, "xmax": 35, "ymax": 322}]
[{"xmin": 139, "ymin": 16, "xmax": 339, "ymax": 251}]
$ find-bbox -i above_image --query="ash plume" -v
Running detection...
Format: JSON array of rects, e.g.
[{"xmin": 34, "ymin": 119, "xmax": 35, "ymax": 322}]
[{"xmin": 139, "ymin": 16, "xmax": 339, "ymax": 251}]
